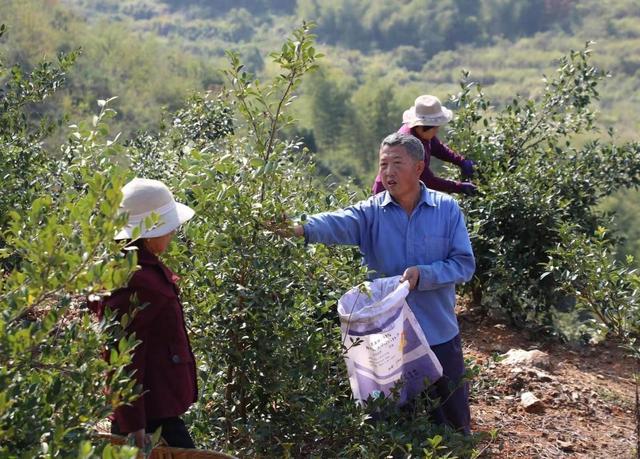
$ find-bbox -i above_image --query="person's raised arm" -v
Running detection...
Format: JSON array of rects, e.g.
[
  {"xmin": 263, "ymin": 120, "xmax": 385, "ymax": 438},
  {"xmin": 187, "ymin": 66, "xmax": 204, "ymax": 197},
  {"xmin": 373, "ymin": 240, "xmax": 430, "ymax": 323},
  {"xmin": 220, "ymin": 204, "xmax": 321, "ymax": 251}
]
[
  {"xmin": 430, "ymin": 136, "xmax": 465, "ymax": 165},
  {"xmin": 431, "ymin": 136, "xmax": 477, "ymax": 181}
]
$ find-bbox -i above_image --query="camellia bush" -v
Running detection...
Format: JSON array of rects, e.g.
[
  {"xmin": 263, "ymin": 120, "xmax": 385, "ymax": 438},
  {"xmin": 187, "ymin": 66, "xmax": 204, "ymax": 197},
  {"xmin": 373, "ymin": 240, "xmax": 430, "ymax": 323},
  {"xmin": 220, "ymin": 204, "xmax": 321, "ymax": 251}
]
[
  {"xmin": 444, "ymin": 47, "xmax": 639, "ymax": 447},
  {"xmin": 0, "ymin": 25, "xmax": 150, "ymax": 457},
  {"xmin": 544, "ymin": 225, "xmax": 639, "ymax": 345},
  {"xmin": 124, "ymin": 24, "xmax": 482, "ymax": 457},
  {"xmin": 0, "ymin": 97, "xmax": 140, "ymax": 458},
  {"xmin": 445, "ymin": 44, "xmax": 640, "ymax": 336},
  {"xmin": 446, "ymin": 45, "xmax": 640, "ymax": 449}
]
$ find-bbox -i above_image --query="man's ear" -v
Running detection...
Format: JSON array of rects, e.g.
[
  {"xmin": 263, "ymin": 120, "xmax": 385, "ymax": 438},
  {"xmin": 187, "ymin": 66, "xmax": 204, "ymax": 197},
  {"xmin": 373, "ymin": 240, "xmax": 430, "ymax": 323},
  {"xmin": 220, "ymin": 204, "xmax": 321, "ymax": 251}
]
[{"xmin": 415, "ymin": 159, "xmax": 425, "ymax": 176}]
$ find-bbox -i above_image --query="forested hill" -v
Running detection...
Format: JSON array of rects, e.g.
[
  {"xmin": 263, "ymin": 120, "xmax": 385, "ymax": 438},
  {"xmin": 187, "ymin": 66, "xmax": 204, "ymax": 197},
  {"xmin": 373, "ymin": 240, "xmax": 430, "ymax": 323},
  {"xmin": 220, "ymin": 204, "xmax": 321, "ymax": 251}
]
[
  {"xmin": 2, "ymin": 0, "xmax": 640, "ymax": 260},
  {"xmin": 23, "ymin": 0, "xmax": 640, "ymax": 160},
  {"xmin": 8, "ymin": 1, "xmax": 640, "ymax": 136}
]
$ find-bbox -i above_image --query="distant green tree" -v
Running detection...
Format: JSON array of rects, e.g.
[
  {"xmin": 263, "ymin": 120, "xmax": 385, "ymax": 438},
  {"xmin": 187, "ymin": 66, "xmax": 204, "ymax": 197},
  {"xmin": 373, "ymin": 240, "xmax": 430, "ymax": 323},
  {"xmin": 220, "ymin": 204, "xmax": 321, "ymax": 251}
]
[
  {"xmin": 480, "ymin": 0, "xmax": 571, "ymax": 38},
  {"xmin": 448, "ymin": 0, "xmax": 484, "ymax": 44},
  {"xmin": 1, "ymin": 0, "xmax": 221, "ymax": 138},
  {"xmin": 306, "ymin": 69, "xmax": 354, "ymax": 151},
  {"xmin": 158, "ymin": 0, "xmax": 296, "ymax": 15},
  {"xmin": 352, "ymin": 80, "xmax": 401, "ymax": 172},
  {"xmin": 296, "ymin": 0, "xmax": 573, "ymax": 54},
  {"xmin": 299, "ymin": 0, "xmax": 369, "ymax": 50},
  {"xmin": 394, "ymin": 45, "xmax": 427, "ymax": 72}
]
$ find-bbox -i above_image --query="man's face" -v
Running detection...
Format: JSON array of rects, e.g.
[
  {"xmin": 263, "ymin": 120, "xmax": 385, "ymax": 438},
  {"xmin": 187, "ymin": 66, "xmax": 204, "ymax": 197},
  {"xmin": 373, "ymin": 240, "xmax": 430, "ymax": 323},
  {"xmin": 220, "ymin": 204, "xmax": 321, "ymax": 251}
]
[{"xmin": 378, "ymin": 144, "xmax": 424, "ymax": 199}]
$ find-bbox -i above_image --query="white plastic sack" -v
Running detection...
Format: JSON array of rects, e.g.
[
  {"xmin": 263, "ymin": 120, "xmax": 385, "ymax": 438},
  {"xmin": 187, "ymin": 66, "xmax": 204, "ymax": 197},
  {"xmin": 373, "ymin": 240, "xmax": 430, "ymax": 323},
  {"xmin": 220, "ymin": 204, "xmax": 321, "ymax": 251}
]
[{"xmin": 338, "ymin": 276, "xmax": 443, "ymax": 405}]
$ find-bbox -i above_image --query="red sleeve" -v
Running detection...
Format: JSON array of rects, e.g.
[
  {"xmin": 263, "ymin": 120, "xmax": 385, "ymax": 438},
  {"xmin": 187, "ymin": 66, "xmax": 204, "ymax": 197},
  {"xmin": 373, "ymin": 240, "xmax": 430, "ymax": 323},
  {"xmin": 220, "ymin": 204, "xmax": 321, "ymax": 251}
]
[
  {"xmin": 421, "ymin": 166, "xmax": 464, "ymax": 194},
  {"xmin": 113, "ymin": 286, "xmax": 165, "ymax": 433},
  {"xmin": 372, "ymin": 174, "xmax": 385, "ymax": 194},
  {"xmin": 430, "ymin": 136, "xmax": 465, "ymax": 166}
]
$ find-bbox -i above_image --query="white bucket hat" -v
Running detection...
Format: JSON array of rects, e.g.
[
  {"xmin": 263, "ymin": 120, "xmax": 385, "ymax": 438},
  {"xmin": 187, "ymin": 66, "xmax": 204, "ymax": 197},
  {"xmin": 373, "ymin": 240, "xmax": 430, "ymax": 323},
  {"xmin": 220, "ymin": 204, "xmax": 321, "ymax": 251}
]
[
  {"xmin": 403, "ymin": 95, "xmax": 453, "ymax": 128},
  {"xmin": 114, "ymin": 178, "xmax": 195, "ymax": 240}
]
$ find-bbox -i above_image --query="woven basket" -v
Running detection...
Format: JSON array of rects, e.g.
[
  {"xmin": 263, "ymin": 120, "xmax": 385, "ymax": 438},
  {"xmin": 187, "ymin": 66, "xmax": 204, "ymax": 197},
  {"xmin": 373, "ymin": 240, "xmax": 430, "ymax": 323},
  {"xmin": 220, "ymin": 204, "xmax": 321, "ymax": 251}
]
[{"xmin": 96, "ymin": 433, "xmax": 237, "ymax": 459}]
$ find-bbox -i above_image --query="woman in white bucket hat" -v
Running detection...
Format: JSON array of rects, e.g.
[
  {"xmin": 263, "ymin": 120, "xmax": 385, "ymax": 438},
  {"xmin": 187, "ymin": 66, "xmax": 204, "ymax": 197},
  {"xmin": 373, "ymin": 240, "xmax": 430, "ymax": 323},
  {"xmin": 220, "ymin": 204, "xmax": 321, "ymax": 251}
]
[
  {"xmin": 94, "ymin": 178, "xmax": 198, "ymax": 449},
  {"xmin": 114, "ymin": 177, "xmax": 195, "ymax": 245},
  {"xmin": 372, "ymin": 95, "xmax": 478, "ymax": 196}
]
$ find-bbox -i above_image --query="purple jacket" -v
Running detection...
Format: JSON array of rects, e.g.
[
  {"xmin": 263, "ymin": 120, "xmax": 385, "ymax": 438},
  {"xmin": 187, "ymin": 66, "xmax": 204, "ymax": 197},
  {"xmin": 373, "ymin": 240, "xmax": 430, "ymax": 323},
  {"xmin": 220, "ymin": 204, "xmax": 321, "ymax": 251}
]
[
  {"xmin": 372, "ymin": 124, "xmax": 466, "ymax": 194},
  {"xmin": 96, "ymin": 246, "xmax": 198, "ymax": 432}
]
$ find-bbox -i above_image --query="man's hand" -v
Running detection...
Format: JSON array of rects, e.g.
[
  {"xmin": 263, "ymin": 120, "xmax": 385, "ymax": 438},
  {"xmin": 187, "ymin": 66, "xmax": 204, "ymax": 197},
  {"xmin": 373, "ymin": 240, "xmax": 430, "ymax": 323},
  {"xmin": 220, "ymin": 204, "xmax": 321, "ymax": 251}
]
[
  {"xmin": 400, "ymin": 266, "xmax": 420, "ymax": 290},
  {"xmin": 261, "ymin": 214, "xmax": 303, "ymax": 238}
]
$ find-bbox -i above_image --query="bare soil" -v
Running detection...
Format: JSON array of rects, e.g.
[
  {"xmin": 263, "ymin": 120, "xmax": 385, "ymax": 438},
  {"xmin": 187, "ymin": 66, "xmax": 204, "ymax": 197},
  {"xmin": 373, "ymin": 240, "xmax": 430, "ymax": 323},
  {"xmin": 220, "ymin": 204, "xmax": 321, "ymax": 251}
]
[{"xmin": 459, "ymin": 304, "xmax": 637, "ymax": 458}]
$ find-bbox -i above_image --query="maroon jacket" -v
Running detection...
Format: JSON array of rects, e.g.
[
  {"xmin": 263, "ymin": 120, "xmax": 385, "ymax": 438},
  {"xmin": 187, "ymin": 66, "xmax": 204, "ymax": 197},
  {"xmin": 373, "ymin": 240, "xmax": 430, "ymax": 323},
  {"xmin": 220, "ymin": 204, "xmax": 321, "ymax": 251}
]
[
  {"xmin": 372, "ymin": 124, "xmax": 466, "ymax": 194},
  {"xmin": 100, "ymin": 246, "xmax": 198, "ymax": 433}
]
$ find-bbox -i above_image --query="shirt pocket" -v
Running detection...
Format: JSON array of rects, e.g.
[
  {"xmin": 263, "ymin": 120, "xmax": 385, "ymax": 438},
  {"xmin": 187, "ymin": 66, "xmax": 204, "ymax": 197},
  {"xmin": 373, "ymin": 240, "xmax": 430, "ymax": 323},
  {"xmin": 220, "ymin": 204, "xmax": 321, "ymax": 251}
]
[{"xmin": 416, "ymin": 235, "xmax": 450, "ymax": 264}]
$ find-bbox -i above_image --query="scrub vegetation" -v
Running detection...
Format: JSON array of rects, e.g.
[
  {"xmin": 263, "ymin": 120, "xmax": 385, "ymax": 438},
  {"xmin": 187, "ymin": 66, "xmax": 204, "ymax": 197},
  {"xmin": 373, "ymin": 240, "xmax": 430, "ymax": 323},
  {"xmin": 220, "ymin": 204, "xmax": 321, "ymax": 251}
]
[{"xmin": 1, "ymin": 1, "xmax": 639, "ymax": 457}]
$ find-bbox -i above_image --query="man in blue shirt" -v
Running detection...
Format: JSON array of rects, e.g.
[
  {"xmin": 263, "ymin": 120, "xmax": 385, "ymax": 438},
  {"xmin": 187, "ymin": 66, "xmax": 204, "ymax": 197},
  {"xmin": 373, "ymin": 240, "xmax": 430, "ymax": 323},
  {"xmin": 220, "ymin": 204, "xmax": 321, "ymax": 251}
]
[{"xmin": 293, "ymin": 132, "xmax": 475, "ymax": 433}]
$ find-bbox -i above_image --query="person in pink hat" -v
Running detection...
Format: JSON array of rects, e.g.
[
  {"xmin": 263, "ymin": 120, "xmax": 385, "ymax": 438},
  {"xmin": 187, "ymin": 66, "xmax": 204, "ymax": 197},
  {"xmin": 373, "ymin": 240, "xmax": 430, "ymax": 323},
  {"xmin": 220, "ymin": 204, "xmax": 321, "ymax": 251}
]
[{"xmin": 372, "ymin": 95, "xmax": 477, "ymax": 196}]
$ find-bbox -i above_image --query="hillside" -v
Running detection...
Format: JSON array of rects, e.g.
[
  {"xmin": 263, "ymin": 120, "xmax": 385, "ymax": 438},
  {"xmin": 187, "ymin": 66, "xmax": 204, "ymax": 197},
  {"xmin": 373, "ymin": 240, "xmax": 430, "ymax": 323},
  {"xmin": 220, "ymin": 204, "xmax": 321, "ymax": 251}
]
[
  {"xmin": 460, "ymin": 301, "xmax": 636, "ymax": 458},
  {"xmin": 7, "ymin": 0, "xmax": 640, "ymax": 164},
  {"xmin": 57, "ymin": 0, "xmax": 640, "ymax": 139}
]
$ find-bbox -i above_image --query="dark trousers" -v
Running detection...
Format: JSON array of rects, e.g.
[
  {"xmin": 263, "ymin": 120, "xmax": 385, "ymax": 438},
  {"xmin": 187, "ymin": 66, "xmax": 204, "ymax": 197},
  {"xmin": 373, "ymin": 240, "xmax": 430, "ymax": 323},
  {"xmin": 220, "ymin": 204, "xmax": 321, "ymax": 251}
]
[
  {"xmin": 428, "ymin": 334, "xmax": 471, "ymax": 434},
  {"xmin": 111, "ymin": 416, "xmax": 196, "ymax": 449}
]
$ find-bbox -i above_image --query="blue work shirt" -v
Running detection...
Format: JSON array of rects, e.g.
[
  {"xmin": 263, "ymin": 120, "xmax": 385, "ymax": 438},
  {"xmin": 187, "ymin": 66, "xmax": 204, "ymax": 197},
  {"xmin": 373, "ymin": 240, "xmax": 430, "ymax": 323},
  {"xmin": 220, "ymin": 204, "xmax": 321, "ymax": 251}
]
[{"xmin": 303, "ymin": 184, "xmax": 475, "ymax": 345}]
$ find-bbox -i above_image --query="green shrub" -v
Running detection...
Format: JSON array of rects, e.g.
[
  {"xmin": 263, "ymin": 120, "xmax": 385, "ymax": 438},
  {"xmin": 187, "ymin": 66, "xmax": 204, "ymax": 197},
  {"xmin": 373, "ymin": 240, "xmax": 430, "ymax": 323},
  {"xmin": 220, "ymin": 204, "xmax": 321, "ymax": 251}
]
[
  {"xmin": 0, "ymin": 105, "xmax": 142, "ymax": 457},
  {"xmin": 122, "ymin": 23, "xmax": 479, "ymax": 457},
  {"xmin": 544, "ymin": 225, "xmax": 639, "ymax": 348},
  {"xmin": 446, "ymin": 44, "xmax": 640, "ymax": 334},
  {"xmin": 0, "ymin": 26, "xmax": 150, "ymax": 455}
]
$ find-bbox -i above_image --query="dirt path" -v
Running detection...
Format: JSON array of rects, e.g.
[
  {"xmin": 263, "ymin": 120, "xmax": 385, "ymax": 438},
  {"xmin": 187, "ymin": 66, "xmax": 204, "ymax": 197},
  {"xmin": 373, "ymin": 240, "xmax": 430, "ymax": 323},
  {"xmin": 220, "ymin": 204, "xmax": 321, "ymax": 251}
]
[{"xmin": 459, "ymin": 305, "xmax": 637, "ymax": 458}]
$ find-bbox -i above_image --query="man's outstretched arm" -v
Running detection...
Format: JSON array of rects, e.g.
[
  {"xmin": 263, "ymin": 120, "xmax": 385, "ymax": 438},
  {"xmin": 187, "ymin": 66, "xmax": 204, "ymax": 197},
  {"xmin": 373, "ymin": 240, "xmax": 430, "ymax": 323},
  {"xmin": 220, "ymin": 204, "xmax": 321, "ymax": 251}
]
[{"xmin": 291, "ymin": 202, "xmax": 371, "ymax": 247}]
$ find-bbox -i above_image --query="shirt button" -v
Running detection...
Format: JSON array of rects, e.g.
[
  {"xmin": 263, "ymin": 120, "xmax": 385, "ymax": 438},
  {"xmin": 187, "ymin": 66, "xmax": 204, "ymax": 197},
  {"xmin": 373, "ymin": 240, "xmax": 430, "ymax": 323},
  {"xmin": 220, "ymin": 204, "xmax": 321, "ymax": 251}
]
[{"xmin": 172, "ymin": 354, "xmax": 181, "ymax": 364}]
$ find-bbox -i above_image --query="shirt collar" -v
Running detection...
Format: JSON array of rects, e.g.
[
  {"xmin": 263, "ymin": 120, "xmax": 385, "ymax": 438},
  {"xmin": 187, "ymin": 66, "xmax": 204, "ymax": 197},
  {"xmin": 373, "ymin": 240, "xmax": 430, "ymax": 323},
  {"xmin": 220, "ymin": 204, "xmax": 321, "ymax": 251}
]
[{"xmin": 381, "ymin": 182, "xmax": 436, "ymax": 208}]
